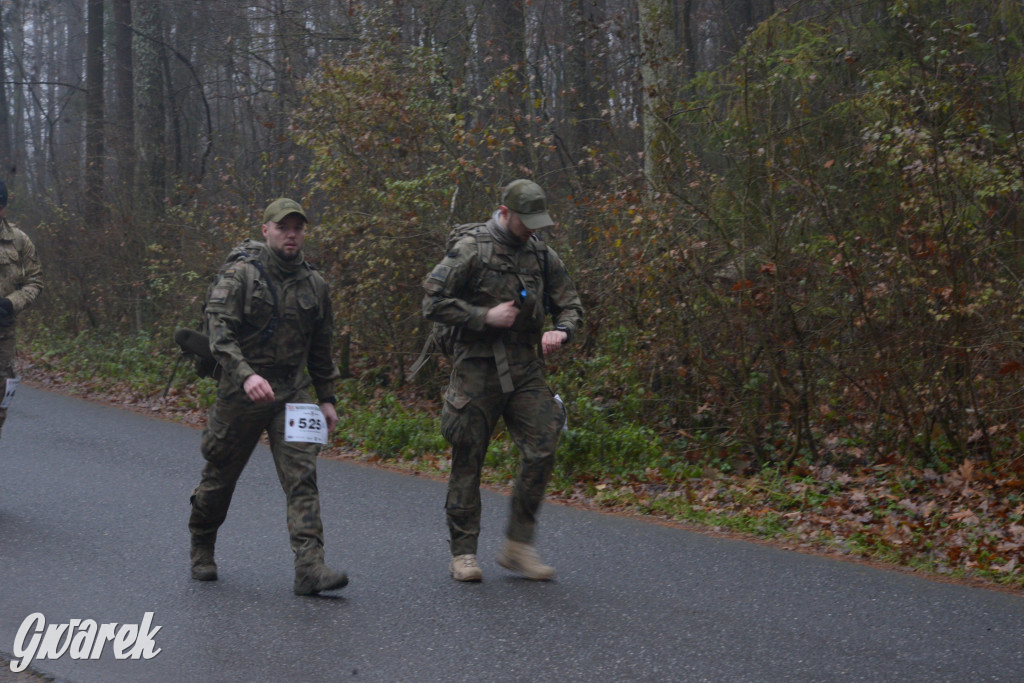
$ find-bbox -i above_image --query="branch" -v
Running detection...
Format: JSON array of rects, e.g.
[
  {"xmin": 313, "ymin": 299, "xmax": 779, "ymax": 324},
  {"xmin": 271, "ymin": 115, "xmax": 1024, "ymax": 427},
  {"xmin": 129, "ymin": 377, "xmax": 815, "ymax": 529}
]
[
  {"xmin": 1, "ymin": 80, "xmax": 86, "ymax": 93},
  {"xmin": 128, "ymin": 23, "xmax": 214, "ymax": 178}
]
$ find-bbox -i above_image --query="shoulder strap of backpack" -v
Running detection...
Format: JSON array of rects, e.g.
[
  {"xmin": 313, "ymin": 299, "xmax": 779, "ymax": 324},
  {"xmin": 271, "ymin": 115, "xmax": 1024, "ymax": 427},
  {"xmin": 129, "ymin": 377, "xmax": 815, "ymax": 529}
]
[
  {"xmin": 530, "ymin": 235, "xmax": 552, "ymax": 314},
  {"xmin": 470, "ymin": 226, "xmax": 493, "ymax": 289},
  {"xmin": 245, "ymin": 257, "xmax": 279, "ymax": 343},
  {"xmin": 224, "ymin": 246, "xmax": 279, "ymax": 344}
]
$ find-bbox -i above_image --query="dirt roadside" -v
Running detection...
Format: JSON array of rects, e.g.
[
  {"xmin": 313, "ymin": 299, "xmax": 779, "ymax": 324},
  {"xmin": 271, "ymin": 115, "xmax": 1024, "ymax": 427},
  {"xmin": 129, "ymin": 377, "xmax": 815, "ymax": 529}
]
[{"xmin": 0, "ymin": 658, "xmax": 53, "ymax": 682}]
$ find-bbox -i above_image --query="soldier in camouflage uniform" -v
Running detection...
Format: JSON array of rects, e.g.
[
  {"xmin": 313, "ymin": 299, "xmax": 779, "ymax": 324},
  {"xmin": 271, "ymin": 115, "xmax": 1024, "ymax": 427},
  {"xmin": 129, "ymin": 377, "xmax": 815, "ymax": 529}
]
[
  {"xmin": 422, "ymin": 179, "xmax": 583, "ymax": 581},
  {"xmin": 0, "ymin": 179, "xmax": 43, "ymax": 440},
  {"xmin": 188, "ymin": 198, "xmax": 348, "ymax": 596}
]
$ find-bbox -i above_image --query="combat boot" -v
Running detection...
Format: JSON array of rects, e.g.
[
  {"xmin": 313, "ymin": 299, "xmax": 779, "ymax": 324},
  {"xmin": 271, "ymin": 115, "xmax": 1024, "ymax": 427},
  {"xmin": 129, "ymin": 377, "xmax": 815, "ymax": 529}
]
[
  {"xmin": 294, "ymin": 563, "xmax": 349, "ymax": 596},
  {"xmin": 190, "ymin": 536, "xmax": 217, "ymax": 582},
  {"xmin": 496, "ymin": 539, "xmax": 555, "ymax": 580},
  {"xmin": 449, "ymin": 554, "xmax": 483, "ymax": 582}
]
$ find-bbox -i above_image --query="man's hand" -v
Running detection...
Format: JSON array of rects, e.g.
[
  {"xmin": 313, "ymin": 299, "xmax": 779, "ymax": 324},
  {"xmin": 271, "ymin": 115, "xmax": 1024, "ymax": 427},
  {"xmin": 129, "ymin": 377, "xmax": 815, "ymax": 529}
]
[
  {"xmin": 485, "ymin": 300, "xmax": 519, "ymax": 329},
  {"xmin": 542, "ymin": 330, "xmax": 568, "ymax": 355},
  {"xmin": 243, "ymin": 374, "xmax": 275, "ymax": 403},
  {"xmin": 320, "ymin": 402, "xmax": 339, "ymax": 433}
]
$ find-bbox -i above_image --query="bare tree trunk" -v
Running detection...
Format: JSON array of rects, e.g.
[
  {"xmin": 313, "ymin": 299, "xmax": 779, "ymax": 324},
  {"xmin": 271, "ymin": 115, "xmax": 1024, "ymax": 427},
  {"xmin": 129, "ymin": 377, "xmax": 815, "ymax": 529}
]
[
  {"xmin": 565, "ymin": 0, "xmax": 605, "ymax": 179},
  {"xmin": 637, "ymin": 0, "xmax": 679, "ymax": 193},
  {"xmin": 487, "ymin": 0, "xmax": 528, "ymax": 174},
  {"xmin": 133, "ymin": 0, "xmax": 166, "ymax": 220},
  {"xmin": 0, "ymin": 3, "xmax": 10, "ymax": 177},
  {"xmin": 427, "ymin": 0, "xmax": 472, "ymax": 218},
  {"xmin": 433, "ymin": 0, "xmax": 469, "ymax": 87},
  {"xmin": 682, "ymin": 0, "xmax": 696, "ymax": 79},
  {"xmin": 54, "ymin": 0, "xmax": 87, "ymax": 210},
  {"xmin": 10, "ymin": 2, "xmax": 29, "ymax": 192},
  {"xmin": 131, "ymin": 0, "xmax": 169, "ymax": 330},
  {"xmin": 113, "ymin": 0, "xmax": 135, "ymax": 187},
  {"xmin": 490, "ymin": 0, "xmax": 526, "ymax": 81},
  {"xmin": 85, "ymin": 0, "xmax": 105, "ymax": 227}
]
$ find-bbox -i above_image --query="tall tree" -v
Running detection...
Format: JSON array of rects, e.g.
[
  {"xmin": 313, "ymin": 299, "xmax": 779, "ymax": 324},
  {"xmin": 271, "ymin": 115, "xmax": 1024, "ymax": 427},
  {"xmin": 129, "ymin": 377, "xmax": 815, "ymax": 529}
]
[
  {"xmin": 133, "ymin": 0, "xmax": 166, "ymax": 219},
  {"xmin": 56, "ymin": 0, "xmax": 85, "ymax": 205},
  {"xmin": 486, "ymin": 0, "xmax": 528, "ymax": 175},
  {"xmin": 425, "ymin": 0, "xmax": 473, "ymax": 218},
  {"xmin": 0, "ymin": 2, "xmax": 11, "ymax": 176},
  {"xmin": 424, "ymin": 0, "xmax": 470, "ymax": 97},
  {"xmin": 565, "ymin": 0, "xmax": 606, "ymax": 181},
  {"xmin": 85, "ymin": 0, "xmax": 105, "ymax": 225},
  {"xmin": 113, "ymin": 0, "xmax": 134, "ymax": 189},
  {"xmin": 637, "ymin": 0, "xmax": 680, "ymax": 193}
]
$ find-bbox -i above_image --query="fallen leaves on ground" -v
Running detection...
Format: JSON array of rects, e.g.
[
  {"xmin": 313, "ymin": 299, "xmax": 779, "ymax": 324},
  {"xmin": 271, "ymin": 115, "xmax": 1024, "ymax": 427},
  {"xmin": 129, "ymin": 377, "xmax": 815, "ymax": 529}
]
[{"xmin": 552, "ymin": 461, "xmax": 1024, "ymax": 589}]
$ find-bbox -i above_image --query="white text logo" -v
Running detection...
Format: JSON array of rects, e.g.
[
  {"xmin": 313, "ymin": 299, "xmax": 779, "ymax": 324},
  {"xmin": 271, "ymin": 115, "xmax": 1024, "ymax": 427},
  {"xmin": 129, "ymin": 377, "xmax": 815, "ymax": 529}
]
[{"xmin": 10, "ymin": 612, "xmax": 162, "ymax": 672}]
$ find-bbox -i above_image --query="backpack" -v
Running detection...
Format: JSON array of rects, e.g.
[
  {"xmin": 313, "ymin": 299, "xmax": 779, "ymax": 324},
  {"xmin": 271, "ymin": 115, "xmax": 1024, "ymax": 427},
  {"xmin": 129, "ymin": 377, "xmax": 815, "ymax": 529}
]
[
  {"xmin": 174, "ymin": 239, "xmax": 279, "ymax": 379},
  {"xmin": 406, "ymin": 222, "xmax": 549, "ymax": 381}
]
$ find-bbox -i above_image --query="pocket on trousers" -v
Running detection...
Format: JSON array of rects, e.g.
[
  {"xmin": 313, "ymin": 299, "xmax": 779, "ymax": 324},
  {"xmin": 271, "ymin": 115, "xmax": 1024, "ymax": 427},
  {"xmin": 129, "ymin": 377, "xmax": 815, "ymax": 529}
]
[
  {"xmin": 444, "ymin": 383, "xmax": 471, "ymax": 411},
  {"xmin": 200, "ymin": 406, "xmax": 236, "ymax": 465},
  {"xmin": 440, "ymin": 386, "xmax": 472, "ymax": 446}
]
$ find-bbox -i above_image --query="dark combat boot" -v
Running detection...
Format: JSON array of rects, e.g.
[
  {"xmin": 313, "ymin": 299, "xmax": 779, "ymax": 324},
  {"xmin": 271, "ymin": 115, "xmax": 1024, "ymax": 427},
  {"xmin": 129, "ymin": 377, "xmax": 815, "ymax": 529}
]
[
  {"xmin": 190, "ymin": 535, "xmax": 218, "ymax": 582},
  {"xmin": 294, "ymin": 564, "xmax": 348, "ymax": 596}
]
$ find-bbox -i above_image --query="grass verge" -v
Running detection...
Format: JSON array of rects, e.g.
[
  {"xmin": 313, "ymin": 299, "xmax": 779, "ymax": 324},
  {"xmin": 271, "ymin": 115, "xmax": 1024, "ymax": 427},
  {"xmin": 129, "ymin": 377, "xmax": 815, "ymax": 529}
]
[{"xmin": 18, "ymin": 327, "xmax": 1024, "ymax": 591}]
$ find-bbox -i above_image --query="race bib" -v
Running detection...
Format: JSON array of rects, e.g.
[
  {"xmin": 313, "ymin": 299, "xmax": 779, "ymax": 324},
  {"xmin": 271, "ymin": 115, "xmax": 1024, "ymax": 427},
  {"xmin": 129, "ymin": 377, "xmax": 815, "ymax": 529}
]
[
  {"xmin": 1, "ymin": 377, "xmax": 19, "ymax": 409},
  {"xmin": 284, "ymin": 403, "xmax": 328, "ymax": 444}
]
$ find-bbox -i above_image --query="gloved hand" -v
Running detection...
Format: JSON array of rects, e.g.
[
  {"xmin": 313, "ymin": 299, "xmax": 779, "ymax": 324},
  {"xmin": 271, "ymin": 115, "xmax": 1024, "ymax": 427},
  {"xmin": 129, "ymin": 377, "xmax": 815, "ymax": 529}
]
[{"xmin": 0, "ymin": 298, "xmax": 13, "ymax": 327}]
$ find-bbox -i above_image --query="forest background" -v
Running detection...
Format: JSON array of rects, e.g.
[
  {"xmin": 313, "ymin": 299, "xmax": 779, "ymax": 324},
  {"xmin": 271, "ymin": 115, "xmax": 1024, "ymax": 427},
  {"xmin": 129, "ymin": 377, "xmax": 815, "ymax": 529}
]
[{"xmin": 2, "ymin": 0, "xmax": 1023, "ymax": 589}]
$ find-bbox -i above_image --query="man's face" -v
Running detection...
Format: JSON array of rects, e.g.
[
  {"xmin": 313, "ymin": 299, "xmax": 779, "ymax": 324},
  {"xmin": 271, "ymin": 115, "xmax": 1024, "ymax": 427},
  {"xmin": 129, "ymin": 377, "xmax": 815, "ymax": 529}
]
[
  {"xmin": 262, "ymin": 214, "xmax": 306, "ymax": 260},
  {"xmin": 504, "ymin": 208, "xmax": 534, "ymax": 243}
]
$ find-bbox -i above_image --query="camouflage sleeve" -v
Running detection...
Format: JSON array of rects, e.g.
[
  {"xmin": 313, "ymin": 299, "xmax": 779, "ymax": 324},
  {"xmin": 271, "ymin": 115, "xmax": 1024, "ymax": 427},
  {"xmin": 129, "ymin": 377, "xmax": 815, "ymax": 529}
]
[
  {"xmin": 205, "ymin": 265, "xmax": 256, "ymax": 389},
  {"xmin": 306, "ymin": 278, "xmax": 341, "ymax": 402},
  {"xmin": 544, "ymin": 247, "xmax": 583, "ymax": 343},
  {"xmin": 7, "ymin": 231, "xmax": 42, "ymax": 313},
  {"xmin": 421, "ymin": 237, "xmax": 489, "ymax": 333}
]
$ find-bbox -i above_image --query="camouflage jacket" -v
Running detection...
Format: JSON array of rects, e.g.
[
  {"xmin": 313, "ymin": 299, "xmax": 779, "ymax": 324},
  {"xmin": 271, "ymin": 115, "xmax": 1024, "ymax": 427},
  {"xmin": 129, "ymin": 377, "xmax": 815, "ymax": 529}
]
[
  {"xmin": 205, "ymin": 241, "xmax": 339, "ymax": 401},
  {"xmin": 0, "ymin": 218, "xmax": 43, "ymax": 339},
  {"xmin": 422, "ymin": 217, "xmax": 583, "ymax": 362}
]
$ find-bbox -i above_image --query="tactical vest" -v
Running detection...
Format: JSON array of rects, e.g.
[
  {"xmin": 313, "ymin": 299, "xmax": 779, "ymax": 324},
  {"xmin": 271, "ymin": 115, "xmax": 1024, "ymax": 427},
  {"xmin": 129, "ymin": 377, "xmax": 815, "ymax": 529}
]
[
  {"xmin": 178, "ymin": 240, "xmax": 327, "ymax": 379},
  {"xmin": 408, "ymin": 223, "xmax": 549, "ymax": 388}
]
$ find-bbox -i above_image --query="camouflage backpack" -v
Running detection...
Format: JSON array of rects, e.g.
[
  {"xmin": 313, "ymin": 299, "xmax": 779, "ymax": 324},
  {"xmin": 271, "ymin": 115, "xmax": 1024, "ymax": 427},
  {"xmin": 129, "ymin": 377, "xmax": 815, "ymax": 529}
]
[
  {"xmin": 174, "ymin": 239, "xmax": 279, "ymax": 379},
  {"xmin": 406, "ymin": 222, "xmax": 549, "ymax": 381}
]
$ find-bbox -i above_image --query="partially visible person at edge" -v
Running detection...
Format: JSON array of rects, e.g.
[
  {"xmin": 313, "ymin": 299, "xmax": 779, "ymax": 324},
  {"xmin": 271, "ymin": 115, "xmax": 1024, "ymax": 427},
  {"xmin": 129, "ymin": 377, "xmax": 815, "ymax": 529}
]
[
  {"xmin": 422, "ymin": 179, "xmax": 584, "ymax": 582},
  {"xmin": 0, "ymin": 179, "xmax": 43, "ymax": 441},
  {"xmin": 188, "ymin": 198, "xmax": 347, "ymax": 596}
]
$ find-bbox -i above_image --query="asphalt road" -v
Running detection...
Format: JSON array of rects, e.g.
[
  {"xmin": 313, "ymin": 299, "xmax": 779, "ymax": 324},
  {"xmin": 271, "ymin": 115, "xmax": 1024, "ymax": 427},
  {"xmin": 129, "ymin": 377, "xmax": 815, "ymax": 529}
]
[{"xmin": 0, "ymin": 385, "xmax": 1022, "ymax": 682}]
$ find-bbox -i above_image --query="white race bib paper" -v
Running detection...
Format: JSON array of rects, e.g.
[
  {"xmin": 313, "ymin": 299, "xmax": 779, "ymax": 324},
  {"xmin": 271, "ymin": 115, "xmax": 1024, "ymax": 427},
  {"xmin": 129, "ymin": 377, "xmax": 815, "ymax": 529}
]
[
  {"xmin": 1, "ymin": 377, "xmax": 19, "ymax": 409},
  {"xmin": 284, "ymin": 403, "xmax": 328, "ymax": 444}
]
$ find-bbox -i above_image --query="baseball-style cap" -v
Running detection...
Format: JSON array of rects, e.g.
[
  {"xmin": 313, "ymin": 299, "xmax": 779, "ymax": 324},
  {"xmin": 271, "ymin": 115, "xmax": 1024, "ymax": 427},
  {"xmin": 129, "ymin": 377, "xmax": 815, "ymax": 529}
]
[
  {"xmin": 263, "ymin": 197, "xmax": 307, "ymax": 224},
  {"xmin": 501, "ymin": 179, "xmax": 554, "ymax": 231}
]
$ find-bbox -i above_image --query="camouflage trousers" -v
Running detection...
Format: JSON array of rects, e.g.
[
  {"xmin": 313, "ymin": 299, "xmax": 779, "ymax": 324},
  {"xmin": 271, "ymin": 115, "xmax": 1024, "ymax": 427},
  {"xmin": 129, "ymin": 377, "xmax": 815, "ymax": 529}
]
[
  {"xmin": 440, "ymin": 351, "xmax": 564, "ymax": 556},
  {"xmin": 188, "ymin": 386, "xmax": 327, "ymax": 568},
  {"xmin": 0, "ymin": 335, "xmax": 16, "ymax": 439}
]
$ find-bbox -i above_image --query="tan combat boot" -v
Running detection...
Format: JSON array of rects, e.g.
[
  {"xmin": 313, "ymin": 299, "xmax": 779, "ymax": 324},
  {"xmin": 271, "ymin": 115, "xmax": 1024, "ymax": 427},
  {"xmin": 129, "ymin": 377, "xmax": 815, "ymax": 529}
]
[
  {"xmin": 294, "ymin": 564, "xmax": 349, "ymax": 596},
  {"xmin": 190, "ymin": 538, "xmax": 217, "ymax": 582},
  {"xmin": 449, "ymin": 554, "xmax": 483, "ymax": 582},
  {"xmin": 496, "ymin": 539, "xmax": 555, "ymax": 580}
]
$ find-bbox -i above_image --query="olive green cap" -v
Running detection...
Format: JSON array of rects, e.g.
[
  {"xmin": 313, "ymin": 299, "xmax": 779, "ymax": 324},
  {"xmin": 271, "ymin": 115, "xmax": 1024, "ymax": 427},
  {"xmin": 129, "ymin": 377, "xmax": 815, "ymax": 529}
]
[
  {"xmin": 263, "ymin": 197, "xmax": 307, "ymax": 224},
  {"xmin": 501, "ymin": 179, "xmax": 554, "ymax": 230}
]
